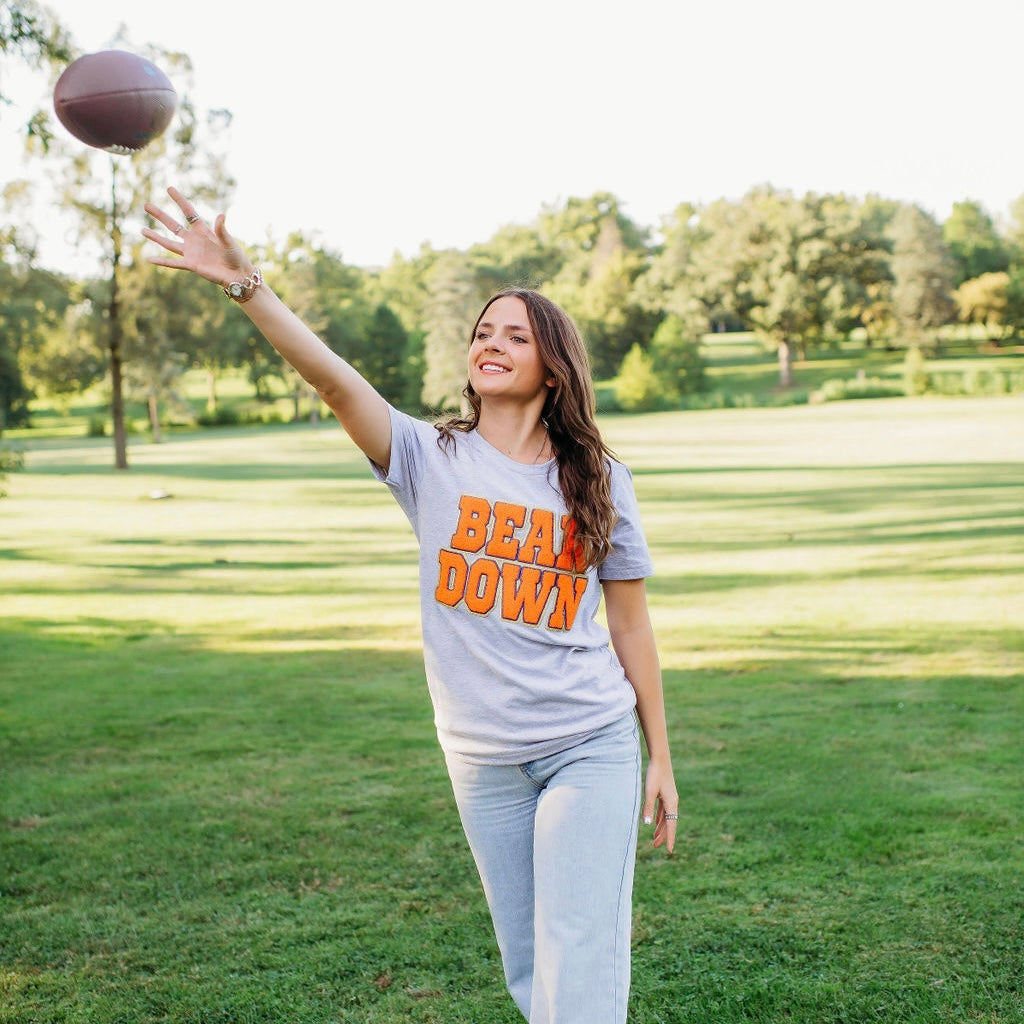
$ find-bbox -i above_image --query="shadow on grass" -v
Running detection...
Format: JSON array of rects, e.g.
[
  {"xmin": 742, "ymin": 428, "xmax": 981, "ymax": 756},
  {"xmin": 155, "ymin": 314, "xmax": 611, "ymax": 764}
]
[
  {"xmin": 23, "ymin": 457, "xmax": 375, "ymax": 481},
  {"xmin": 3, "ymin": 617, "xmax": 1023, "ymax": 1023},
  {"xmin": 1, "ymin": 617, "xmax": 525, "ymax": 1023},
  {"xmin": 632, "ymin": 654, "xmax": 1023, "ymax": 1024}
]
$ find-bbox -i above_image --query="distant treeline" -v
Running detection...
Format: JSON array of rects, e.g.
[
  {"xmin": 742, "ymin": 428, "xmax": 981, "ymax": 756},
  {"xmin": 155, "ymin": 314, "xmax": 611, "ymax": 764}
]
[{"xmin": 4, "ymin": 185, "xmax": 1023, "ymax": 435}]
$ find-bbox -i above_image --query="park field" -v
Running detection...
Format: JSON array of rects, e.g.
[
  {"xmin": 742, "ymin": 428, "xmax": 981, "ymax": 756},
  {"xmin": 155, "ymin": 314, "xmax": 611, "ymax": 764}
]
[{"xmin": 2, "ymin": 396, "xmax": 1023, "ymax": 1023}]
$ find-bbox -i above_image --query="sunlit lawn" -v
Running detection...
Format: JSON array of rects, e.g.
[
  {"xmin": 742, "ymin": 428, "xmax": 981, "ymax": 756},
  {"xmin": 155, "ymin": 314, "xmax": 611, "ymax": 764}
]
[{"xmin": 2, "ymin": 396, "xmax": 1022, "ymax": 1023}]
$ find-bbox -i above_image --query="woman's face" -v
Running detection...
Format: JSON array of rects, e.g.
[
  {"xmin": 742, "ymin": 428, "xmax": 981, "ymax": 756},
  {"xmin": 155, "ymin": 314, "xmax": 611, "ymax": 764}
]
[{"xmin": 467, "ymin": 295, "xmax": 553, "ymax": 404}]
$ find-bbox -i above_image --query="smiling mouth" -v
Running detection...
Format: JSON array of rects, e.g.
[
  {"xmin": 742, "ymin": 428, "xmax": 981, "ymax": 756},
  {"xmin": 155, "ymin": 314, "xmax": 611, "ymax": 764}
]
[{"xmin": 479, "ymin": 362, "xmax": 511, "ymax": 373}]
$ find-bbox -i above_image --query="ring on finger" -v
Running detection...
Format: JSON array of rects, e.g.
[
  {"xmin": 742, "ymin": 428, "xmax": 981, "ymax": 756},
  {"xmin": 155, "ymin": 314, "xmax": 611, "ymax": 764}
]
[
  {"xmin": 186, "ymin": 213, "xmax": 201, "ymax": 224},
  {"xmin": 664, "ymin": 812, "xmax": 679, "ymax": 820},
  {"xmin": 170, "ymin": 223, "xmax": 185, "ymax": 236}
]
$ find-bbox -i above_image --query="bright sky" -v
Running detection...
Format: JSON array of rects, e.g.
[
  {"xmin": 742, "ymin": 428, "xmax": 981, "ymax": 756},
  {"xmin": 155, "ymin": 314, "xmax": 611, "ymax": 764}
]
[{"xmin": 3, "ymin": 0, "xmax": 1023, "ymax": 273}]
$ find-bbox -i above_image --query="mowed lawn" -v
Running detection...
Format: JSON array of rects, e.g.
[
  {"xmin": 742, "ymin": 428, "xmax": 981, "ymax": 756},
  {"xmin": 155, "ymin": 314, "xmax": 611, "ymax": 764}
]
[{"xmin": 2, "ymin": 396, "xmax": 1022, "ymax": 1024}]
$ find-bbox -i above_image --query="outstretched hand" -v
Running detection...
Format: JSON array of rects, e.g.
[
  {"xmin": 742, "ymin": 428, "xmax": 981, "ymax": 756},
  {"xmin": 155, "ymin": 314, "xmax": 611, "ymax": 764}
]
[{"xmin": 142, "ymin": 186, "xmax": 252, "ymax": 288}]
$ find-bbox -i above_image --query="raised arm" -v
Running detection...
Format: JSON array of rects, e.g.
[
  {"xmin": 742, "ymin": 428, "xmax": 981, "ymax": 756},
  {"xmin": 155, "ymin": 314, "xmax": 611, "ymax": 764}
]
[
  {"xmin": 142, "ymin": 187, "xmax": 391, "ymax": 470},
  {"xmin": 603, "ymin": 577, "xmax": 678, "ymax": 853}
]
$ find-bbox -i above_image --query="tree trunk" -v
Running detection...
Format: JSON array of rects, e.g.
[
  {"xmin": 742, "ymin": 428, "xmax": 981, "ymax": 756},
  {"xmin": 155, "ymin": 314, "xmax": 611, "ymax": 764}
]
[
  {"xmin": 108, "ymin": 159, "xmax": 128, "ymax": 469},
  {"xmin": 207, "ymin": 369, "xmax": 218, "ymax": 413},
  {"xmin": 148, "ymin": 394, "xmax": 162, "ymax": 443},
  {"xmin": 777, "ymin": 339, "xmax": 794, "ymax": 388}
]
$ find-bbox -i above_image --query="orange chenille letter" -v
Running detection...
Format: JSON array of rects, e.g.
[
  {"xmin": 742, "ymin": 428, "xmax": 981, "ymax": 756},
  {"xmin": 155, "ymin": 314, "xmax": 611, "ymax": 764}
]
[
  {"xmin": 547, "ymin": 574, "xmax": 589, "ymax": 630},
  {"xmin": 501, "ymin": 564, "xmax": 557, "ymax": 625},
  {"xmin": 519, "ymin": 508, "xmax": 557, "ymax": 567},
  {"xmin": 435, "ymin": 549, "xmax": 468, "ymax": 606},
  {"xmin": 485, "ymin": 501, "xmax": 527, "ymax": 561},
  {"xmin": 555, "ymin": 514, "xmax": 586, "ymax": 572},
  {"xmin": 464, "ymin": 558, "xmax": 501, "ymax": 614},
  {"xmin": 449, "ymin": 495, "xmax": 492, "ymax": 552}
]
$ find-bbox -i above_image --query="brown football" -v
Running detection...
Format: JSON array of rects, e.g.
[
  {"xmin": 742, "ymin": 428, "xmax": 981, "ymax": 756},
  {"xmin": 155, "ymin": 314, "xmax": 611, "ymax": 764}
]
[{"xmin": 54, "ymin": 50, "xmax": 177, "ymax": 155}]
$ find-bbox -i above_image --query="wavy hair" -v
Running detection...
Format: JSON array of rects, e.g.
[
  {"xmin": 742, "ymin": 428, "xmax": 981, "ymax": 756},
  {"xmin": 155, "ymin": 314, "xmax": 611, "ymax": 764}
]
[{"xmin": 436, "ymin": 289, "xmax": 618, "ymax": 569}]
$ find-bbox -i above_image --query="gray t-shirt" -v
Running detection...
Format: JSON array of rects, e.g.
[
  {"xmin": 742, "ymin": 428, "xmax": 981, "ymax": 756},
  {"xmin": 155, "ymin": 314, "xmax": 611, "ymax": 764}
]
[{"xmin": 371, "ymin": 405, "xmax": 654, "ymax": 764}]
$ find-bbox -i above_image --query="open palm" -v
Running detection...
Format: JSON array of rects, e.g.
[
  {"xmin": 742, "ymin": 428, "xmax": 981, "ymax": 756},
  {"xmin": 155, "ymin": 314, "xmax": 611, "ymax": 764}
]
[{"xmin": 142, "ymin": 186, "xmax": 252, "ymax": 288}]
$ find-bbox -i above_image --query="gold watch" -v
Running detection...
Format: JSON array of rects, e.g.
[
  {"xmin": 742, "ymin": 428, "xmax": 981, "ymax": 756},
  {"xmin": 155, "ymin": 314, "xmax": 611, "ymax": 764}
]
[{"xmin": 223, "ymin": 267, "xmax": 263, "ymax": 303}]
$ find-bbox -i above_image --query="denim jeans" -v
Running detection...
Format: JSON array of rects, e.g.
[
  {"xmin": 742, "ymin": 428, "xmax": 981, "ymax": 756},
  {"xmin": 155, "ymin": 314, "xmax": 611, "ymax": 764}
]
[{"xmin": 444, "ymin": 712, "xmax": 641, "ymax": 1024}]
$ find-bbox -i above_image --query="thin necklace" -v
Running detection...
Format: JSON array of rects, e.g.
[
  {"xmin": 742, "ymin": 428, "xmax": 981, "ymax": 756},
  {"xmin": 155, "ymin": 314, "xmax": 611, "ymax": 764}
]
[
  {"xmin": 505, "ymin": 429, "xmax": 549, "ymax": 464},
  {"xmin": 532, "ymin": 431, "xmax": 550, "ymax": 463}
]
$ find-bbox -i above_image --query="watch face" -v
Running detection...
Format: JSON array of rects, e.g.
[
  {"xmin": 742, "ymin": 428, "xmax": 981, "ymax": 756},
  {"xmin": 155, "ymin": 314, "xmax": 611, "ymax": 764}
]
[{"xmin": 229, "ymin": 282, "xmax": 244, "ymax": 298}]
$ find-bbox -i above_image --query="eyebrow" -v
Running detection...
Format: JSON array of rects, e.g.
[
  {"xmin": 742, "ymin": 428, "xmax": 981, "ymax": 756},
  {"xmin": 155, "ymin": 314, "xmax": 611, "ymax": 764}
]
[{"xmin": 478, "ymin": 321, "xmax": 533, "ymax": 334}]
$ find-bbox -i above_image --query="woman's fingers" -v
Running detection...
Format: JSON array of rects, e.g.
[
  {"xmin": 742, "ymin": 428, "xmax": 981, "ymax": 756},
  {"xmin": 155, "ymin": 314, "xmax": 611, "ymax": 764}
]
[
  {"xmin": 652, "ymin": 799, "xmax": 678, "ymax": 853},
  {"xmin": 141, "ymin": 225, "xmax": 184, "ymax": 259},
  {"xmin": 167, "ymin": 186, "xmax": 205, "ymax": 230},
  {"xmin": 143, "ymin": 201, "xmax": 186, "ymax": 239}
]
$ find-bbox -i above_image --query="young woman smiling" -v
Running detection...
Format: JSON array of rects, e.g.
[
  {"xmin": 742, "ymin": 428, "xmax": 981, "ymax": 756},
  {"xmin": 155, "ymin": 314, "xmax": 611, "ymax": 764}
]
[{"xmin": 143, "ymin": 187, "xmax": 678, "ymax": 1024}]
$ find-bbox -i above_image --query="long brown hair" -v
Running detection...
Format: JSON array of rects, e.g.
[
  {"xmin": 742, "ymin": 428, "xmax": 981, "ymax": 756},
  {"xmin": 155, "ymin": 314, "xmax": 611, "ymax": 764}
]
[{"xmin": 436, "ymin": 289, "xmax": 618, "ymax": 569}]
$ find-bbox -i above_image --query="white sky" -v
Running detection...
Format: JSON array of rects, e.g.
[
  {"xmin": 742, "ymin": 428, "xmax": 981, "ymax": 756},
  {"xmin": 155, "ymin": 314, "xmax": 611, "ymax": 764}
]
[{"xmin": 2, "ymin": 0, "xmax": 1022, "ymax": 273}]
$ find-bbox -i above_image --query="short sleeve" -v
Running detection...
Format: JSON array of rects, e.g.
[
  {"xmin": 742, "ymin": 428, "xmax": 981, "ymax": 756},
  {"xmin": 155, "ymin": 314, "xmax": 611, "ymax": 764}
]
[
  {"xmin": 598, "ymin": 462, "xmax": 654, "ymax": 581},
  {"xmin": 368, "ymin": 404, "xmax": 435, "ymax": 531}
]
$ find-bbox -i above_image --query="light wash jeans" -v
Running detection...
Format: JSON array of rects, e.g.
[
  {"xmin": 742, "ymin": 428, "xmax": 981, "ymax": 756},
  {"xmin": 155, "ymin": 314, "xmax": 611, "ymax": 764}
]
[{"xmin": 444, "ymin": 712, "xmax": 641, "ymax": 1024}]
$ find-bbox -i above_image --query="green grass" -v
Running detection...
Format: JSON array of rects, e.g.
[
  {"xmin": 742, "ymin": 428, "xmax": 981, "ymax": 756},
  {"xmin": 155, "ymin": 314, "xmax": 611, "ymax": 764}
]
[{"xmin": 2, "ymin": 397, "xmax": 1023, "ymax": 1023}]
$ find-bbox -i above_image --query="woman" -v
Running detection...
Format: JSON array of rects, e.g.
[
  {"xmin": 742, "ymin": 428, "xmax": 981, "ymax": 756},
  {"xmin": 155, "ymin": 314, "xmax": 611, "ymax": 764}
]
[{"xmin": 143, "ymin": 187, "xmax": 678, "ymax": 1024}]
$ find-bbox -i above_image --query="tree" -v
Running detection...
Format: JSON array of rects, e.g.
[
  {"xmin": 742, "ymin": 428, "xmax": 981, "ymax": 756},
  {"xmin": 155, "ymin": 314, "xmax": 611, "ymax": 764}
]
[
  {"xmin": 119, "ymin": 253, "xmax": 208, "ymax": 438},
  {"xmin": 469, "ymin": 221, "xmax": 560, "ymax": 295},
  {"xmin": 632, "ymin": 202, "xmax": 710, "ymax": 340},
  {"xmin": 24, "ymin": 41, "xmax": 236, "ymax": 466},
  {"xmin": 890, "ymin": 204, "xmax": 956, "ymax": 350},
  {"xmin": 690, "ymin": 188, "xmax": 889, "ymax": 387},
  {"xmin": 648, "ymin": 314, "xmax": 707, "ymax": 401},
  {"xmin": 0, "ymin": 219, "xmax": 73, "ymax": 429},
  {"xmin": 540, "ymin": 193, "xmax": 657, "ymax": 379},
  {"xmin": 266, "ymin": 233, "xmax": 330, "ymax": 421},
  {"xmin": 1005, "ymin": 194, "xmax": 1024, "ymax": 264},
  {"xmin": 953, "ymin": 272, "xmax": 1012, "ymax": 344},
  {"xmin": 0, "ymin": 0, "xmax": 72, "ymax": 144},
  {"xmin": 0, "ymin": 3, "xmax": 73, "ymax": 429},
  {"xmin": 942, "ymin": 200, "xmax": 1009, "ymax": 286},
  {"xmin": 421, "ymin": 251, "xmax": 482, "ymax": 412},
  {"xmin": 999, "ymin": 194, "xmax": 1024, "ymax": 343},
  {"xmin": 1000, "ymin": 266, "xmax": 1024, "ymax": 343},
  {"xmin": 851, "ymin": 196, "xmax": 900, "ymax": 347},
  {"xmin": 361, "ymin": 303, "xmax": 412, "ymax": 408},
  {"xmin": 614, "ymin": 343, "xmax": 661, "ymax": 412}
]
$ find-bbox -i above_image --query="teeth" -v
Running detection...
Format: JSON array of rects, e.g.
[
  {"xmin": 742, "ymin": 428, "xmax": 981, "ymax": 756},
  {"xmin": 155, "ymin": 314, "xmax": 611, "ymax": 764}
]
[{"xmin": 481, "ymin": 363, "xmax": 509, "ymax": 372}]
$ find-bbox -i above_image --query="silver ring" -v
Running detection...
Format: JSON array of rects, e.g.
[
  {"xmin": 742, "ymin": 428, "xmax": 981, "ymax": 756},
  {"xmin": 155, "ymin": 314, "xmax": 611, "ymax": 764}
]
[
  {"xmin": 664, "ymin": 813, "xmax": 679, "ymax": 820},
  {"xmin": 170, "ymin": 222, "xmax": 185, "ymax": 236},
  {"xmin": 186, "ymin": 213, "xmax": 201, "ymax": 224}
]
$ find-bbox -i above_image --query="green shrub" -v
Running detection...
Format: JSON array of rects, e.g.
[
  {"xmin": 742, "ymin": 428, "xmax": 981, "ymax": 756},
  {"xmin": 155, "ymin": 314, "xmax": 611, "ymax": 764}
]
[
  {"xmin": 0, "ymin": 446, "xmax": 24, "ymax": 497},
  {"xmin": 615, "ymin": 344, "xmax": 663, "ymax": 412},
  {"xmin": 86, "ymin": 415, "xmax": 107, "ymax": 437},
  {"xmin": 810, "ymin": 376, "xmax": 904, "ymax": 403},
  {"xmin": 197, "ymin": 406, "xmax": 242, "ymax": 427},
  {"xmin": 927, "ymin": 368, "xmax": 1021, "ymax": 396},
  {"xmin": 650, "ymin": 314, "xmax": 708, "ymax": 398},
  {"xmin": 903, "ymin": 346, "xmax": 929, "ymax": 396}
]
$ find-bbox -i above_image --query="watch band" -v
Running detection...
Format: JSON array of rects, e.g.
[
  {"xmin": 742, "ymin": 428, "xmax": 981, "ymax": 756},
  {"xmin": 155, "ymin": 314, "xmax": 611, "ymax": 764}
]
[{"xmin": 223, "ymin": 266, "xmax": 263, "ymax": 303}]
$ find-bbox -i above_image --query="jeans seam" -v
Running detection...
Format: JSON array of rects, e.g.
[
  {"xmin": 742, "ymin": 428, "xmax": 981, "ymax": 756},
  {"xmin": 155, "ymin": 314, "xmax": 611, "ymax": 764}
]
[{"xmin": 612, "ymin": 738, "xmax": 641, "ymax": 1020}]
